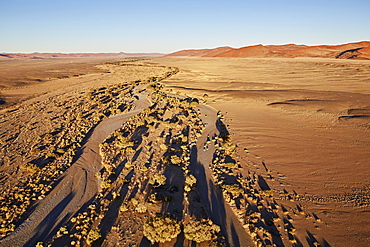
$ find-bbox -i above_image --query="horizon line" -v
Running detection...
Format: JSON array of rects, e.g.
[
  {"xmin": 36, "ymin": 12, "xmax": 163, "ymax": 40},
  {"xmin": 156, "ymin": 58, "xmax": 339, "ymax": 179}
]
[{"xmin": 2, "ymin": 40, "xmax": 369, "ymax": 54}]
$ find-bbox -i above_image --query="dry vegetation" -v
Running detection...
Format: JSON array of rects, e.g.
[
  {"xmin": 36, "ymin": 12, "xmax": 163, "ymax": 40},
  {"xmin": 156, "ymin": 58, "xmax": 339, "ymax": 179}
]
[
  {"xmin": 0, "ymin": 59, "xmax": 242, "ymax": 246},
  {"xmin": 1, "ymin": 56, "xmax": 370, "ymax": 247}
]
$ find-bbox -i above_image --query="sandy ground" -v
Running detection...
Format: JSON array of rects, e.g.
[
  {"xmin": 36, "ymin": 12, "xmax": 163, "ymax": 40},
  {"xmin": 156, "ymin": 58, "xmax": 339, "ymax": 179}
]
[
  {"xmin": 1, "ymin": 56, "xmax": 369, "ymax": 247},
  {"xmin": 0, "ymin": 57, "xmax": 118, "ymax": 108},
  {"xmin": 154, "ymin": 57, "xmax": 370, "ymax": 246},
  {"xmin": 0, "ymin": 57, "xmax": 255, "ymax": 247}
]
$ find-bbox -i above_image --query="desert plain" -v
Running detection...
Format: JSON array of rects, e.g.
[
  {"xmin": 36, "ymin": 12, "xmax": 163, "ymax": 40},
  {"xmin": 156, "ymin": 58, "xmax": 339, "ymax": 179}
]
[{"xmin": 0, "ymin": 54, "xmax": 369, "ymax": 247}]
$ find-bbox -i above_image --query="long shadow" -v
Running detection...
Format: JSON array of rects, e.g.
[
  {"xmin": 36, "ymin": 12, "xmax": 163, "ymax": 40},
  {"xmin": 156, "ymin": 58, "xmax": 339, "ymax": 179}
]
[
  {"xmin": 216, "ymin": 119, "xmax": 229, "ymax": 137},
  {"xmin": 71, "ymin": 123, "xmax": 97, "ymax": 163},
  {"xmin": 259, "ymin": 207, "xmax": 283, "ymax": 246},
  {"xmin": 98, "ymin": 170, "xmax": 133, "ymax": 241},
  {"xmin": 139, "ymin": 237, "xmax": 156, "ymax": 247},
  {"xmin": 189, "ymin": 145, "xmax": 232, "ymax": 246},
  {"xmin": 230, "ymin": 223, "xmax": 240, "ymax": 247},
  {"xmin": 23, "ymin": 192, "xmax": 75, "ymax": 246},
  {"xmin": 257, "ymin": 175, "xmax": 271, "ymax": 191},
  {"xmin": 160, "ymin": 164, "xmax": 185, "ymax": 220},
  {"xmin": 14, "ymin": 172, "xmax": 70, "ymax": 227},
  {"xmin": 322, "ymin": 238, "xmax": 332, "ymax": 247},
  {"xmin": 306, "ymin": 230, "xmax": 319, "ymax": 247}
]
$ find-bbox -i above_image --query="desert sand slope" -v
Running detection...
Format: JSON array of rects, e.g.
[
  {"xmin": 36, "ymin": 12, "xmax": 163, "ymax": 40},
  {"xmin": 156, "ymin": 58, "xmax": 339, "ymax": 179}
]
[
  {"xmin": 167, "ymin": 41, "xmax": 370, "ymax": 59},
  {"xmin": 154, "ymin": 56, "xmax": 370, "ymax": 246},
  {"xmin": 215, "ymin": 45, "xmax": 280, "ymax": 58},
  {"xmin": 201, "ymin": 47, "xmax": 235, "ymax": 57},
  {"xmin": 357, "ymin": 46, "xmax": 370, "ymax": 59},
  {"xmin": 166, "ymin": 47, "xmax": 234, "ymax": 57},
  {"xmin": 165, "ymin": 48, "xmax": 213, "ymax": 57}
]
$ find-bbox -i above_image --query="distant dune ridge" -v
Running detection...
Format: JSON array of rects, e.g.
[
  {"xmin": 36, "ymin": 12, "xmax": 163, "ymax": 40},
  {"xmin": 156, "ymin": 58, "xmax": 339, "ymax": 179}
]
[
  {"xmin": 0, "ymin": 52, "xmax": 164, "ymax": 59},
  {"xmin": 167, "ymin": 41, "xmax": 370, "ymax": 59},
  {"xmin": 2, "ymin": 41, "xmax": 370, "ymax": 59}
]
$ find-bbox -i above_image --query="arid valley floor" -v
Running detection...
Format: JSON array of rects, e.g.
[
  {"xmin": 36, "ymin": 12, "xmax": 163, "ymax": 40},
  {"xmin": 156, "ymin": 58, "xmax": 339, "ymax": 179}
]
[{"xmin": 0, "ymin": 56, "xmax": 370, "ymax": 247}]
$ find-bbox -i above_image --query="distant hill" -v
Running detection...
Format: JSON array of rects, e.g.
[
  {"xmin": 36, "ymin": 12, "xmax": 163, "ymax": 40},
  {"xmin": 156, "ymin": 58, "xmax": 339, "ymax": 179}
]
[
  {"xmin": 0, "ymin": 52, "xmax": 164, "ymax": 59},
  {"xmin": 166, "ymin": 41, "xmax": 370, "ymax": 60},
  {"xmin": 168, "ymin": 47, "xmax": 234, "ymax": 57}
]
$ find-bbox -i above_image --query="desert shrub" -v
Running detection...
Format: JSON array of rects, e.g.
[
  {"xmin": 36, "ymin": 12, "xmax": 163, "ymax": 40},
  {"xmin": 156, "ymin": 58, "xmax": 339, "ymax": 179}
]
[
  {"xmin": 124, "ymin": 162, "xmax": 133, "ymax": 168},
  {"xmin": 120, "ymin": 205, "xmax": 128, "ymax": 212},
  {"xmin": 21, "ymin": 163, "xmax": 40, "ymax": 173},
  {"xmin": 148, "ymin": 193, "xmax": 160, "ymax": 203},
  {"xmin": 100, "ymin": 179, "xmax": 111, "ymax": 189},
  {"xmin": 184, "ymin": 174, "xmax": 197, "ymax": 192},
  {"xmin": 148, "ymin": 193, "xmax": 173, "ymax": 203},
  {"xmin": 56, "ymin": 226, "xmax": 68, "ymax": 237},
  {"xmin": 185, "ymin": 174, "xmax": 197, "ymax": 187},
  {"xmin": 140, "ymin": 166, "xmax": 149, "ymax": 172},
  {"xmin": 86, "ymin": 229, "xmax": 101, "ymax": 245},
  {"xmin": 222, "ymin": 184, "xmax": 244, "ymax": 196},
  {"xmin": 143, "ymin": 214, "xmax": 181, "ymax": 244},
  {"xmin": 130, "ymin": 198, "xmax": 139, "ymax": 206},
  {"xmin": 189, "ymin": 100, "xmax": 199, "ymax": 107},
  {"xmin": 221, "ymin": 141, "xmax": 237, "ymax": 155},
  {"xmin": 222, "ymin": 162, "xmax": 236, "ymax": 168},
  {"xmin": 149, "ymin": 174, "xmax": 167, "ymax": 187},
  {"xmin": 261, "ymin": 190, "xmax": 274, "ymax": 197},
  {"xmin": 115, "ymin": 138, "xmax": 134, "ymax": 149},
  {"xmin": 160, "ymin": 144, "xmax": 167, "ymax": 151},
  {"xmin": 170, "ymin": 155, "xmax": 181, "ymax": 165},
  {"xmin": 30, "ymin": 148, "xmax": 41, "ymax": 154},
  {"xmin": 135, "ymin": 203, "xmax": 147, "ymax": 213},
  {"xmin": 184, "ymin": 219, "xmax": 220, "ymax": 243}
]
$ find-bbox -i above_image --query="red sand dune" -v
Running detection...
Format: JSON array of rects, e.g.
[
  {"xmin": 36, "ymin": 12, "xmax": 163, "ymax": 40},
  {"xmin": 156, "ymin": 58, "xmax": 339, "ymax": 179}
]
[
  {"xmin": 201, "ymin": 46, "xmax": 234, "ymax": 57},
  {"xmin": 356, "ymin": 46, "xmax": 370, "ymax": 59},
  {"xmin": 215, "ymin": 44, "xmax": 280, "ymax": 57},
  {"xmin": 167, "ymin": 41, "xmax": 370, "ymax": 59},
  {"xmin": 166, "ymin": 47, "xmax": 233, "ymax": 57}
]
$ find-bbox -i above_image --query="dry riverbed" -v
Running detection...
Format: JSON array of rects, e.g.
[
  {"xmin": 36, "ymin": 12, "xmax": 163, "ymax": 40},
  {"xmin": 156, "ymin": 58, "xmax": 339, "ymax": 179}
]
[{"xmin": 1, "ymin": 56, "xmax": 370, "ymax": 247}]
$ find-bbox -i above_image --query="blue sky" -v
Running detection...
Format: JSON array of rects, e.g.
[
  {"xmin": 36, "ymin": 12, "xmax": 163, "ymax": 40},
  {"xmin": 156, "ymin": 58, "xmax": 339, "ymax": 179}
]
[{"xmin": 1, "ymin": 0, "xmax": 369, "ymax": 53}]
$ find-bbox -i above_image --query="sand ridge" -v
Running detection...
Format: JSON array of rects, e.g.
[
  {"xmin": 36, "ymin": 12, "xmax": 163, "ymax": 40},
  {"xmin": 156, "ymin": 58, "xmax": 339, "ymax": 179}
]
[{"xmin": 167, "ymin": 41, "xmax": 370, "ymax": 60}]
